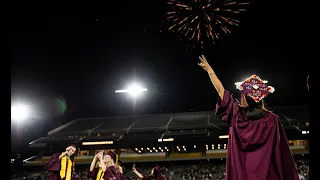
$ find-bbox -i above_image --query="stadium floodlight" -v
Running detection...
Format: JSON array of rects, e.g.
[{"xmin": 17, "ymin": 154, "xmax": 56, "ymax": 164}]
[
  {"xmin": 82, "ymin": 141, "xmax": 114, "ymax": 145},
  {"xmin": 158, "ymin": 138, "xmax": 174, "ymax": 142},
  {"xmin": 11, "ymin": 103, "xmax": 29, "ymax": 122},
  {"xmin": 219, "ymin": 135, "xmax": 229, "ymax": 139},
  {"xmin": 115, "ymin": 83, "xmax": 147, "ymax": 97}
]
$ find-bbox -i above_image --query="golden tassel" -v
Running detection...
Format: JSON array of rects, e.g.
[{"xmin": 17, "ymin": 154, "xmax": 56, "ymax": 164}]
[{"xmin": 116, "ymin": 154, "xmax": 118, "ymax": 165}]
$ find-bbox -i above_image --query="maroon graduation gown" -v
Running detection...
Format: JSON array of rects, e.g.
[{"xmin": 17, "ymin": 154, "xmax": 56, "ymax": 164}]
[
  {"xmin": 215, "ymin": 90, "xmax": 299, "ymax": 180},
  {"xmin": 115, "ymin": 171, "xmax": 124, "ymax": 180},
  {"xmin": 44, "ymin": 153, "xmax": 77, "ymax": 180},
  {"xmin": 88, "ymin": 166, "xmax": 118, "ymax": 180}
]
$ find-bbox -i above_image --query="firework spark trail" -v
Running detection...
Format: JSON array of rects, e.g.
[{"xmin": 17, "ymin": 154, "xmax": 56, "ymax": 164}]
[{"xmin": 167, "ymin": 0, "xmax": 249, "ymax": 48}]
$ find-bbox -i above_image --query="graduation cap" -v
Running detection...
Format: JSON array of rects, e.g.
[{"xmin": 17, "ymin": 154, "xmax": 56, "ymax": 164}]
[
  {"xmin": 106, "ymin": 151, "xmax": 121, "ymax": 165},
  {"xmin": 235, "ymin": 74, "xmax": 275, "ymax": 103},
  {"xmin": 153, "ymin": 165, "xmax": 163, "ymax": 174}
]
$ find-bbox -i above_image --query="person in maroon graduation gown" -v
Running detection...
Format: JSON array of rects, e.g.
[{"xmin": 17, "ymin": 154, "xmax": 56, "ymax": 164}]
[
  {"xmin": 133, "ymin": 165, "xmax": 166, "ymax": 180},
  {"xmin": 89, "ymin": 150, "xmax": 122, "ymax": 180},
  {"xmin": 198, "ymin": 55, "xmax": 299, "ymax": 180},
  {"xmin": 44, "ymin": 144, "xmax": 78, "ymax": 180}
]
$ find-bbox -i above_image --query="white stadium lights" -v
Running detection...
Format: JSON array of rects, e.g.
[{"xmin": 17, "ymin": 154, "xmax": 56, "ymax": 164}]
[
  {"xmin": 219, "ymin": 135, "xmax": 229, "ymax": 139},
  {"xmin": 115, "ymin": 83, "xmax": 147, "ymax": 98},
  {"xmin": 11, "ymin": 103, "xmax": 30, "ymax": 122},
  {"xmin": 158, "ymin": 138, "xmax": 174, "ymax": 142},
  {"xmin": 183, "ymin": 146, "xmax": 186, "ymax": 151},
  {"xmin": 82, "ymin": 141, "xmax": 113, "ymax": 145}
]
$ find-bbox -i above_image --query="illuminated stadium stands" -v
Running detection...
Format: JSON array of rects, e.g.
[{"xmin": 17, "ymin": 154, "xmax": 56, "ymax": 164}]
[
  {"xmin": 93, "ymin": 116, "xmax": 137, "ymax": 133},
  {"xmin": 23, "ymin": 106, "xmax": 309, "ymax": 167},
  {"xmin": 24, "ymin": 144, "xmax": 309, "ymax": 165},
  {"xmin": 168, "ymin": 111, "xmax": 209, "ymax": 129},
  {"xmin": 129, "ymin": 114, "xmax": 172, "ymax": 132},
  {"xmin": 122, "ymin": 131, "xmax": 164, "ymax": 142},
  {"xmin": 48, "ymin": 118, "xmax": 103, "ymax": 135},
  {"xmin": 29, "ymin": 106, "xmax": 309, "ymax": 149},
  {"xmin": 82, "ymin": 134, "xmax": 121, "ymax": 141},
  {"xmin": 29, "ymin": 135, "xmax": 82, "ymax": 145}
]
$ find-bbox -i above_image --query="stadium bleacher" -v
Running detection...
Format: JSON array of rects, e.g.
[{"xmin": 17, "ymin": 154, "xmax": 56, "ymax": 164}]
[
  {"xmin": 17, "ymin": 106, "xmax": 309, "ymax": 179},
  {"xmin": 29, "ymin": 106, "xmax": 309, "ymax": 147},
  {"xmin": 130, "ymin": 114, "xmax": 172, "ymax": 131}
]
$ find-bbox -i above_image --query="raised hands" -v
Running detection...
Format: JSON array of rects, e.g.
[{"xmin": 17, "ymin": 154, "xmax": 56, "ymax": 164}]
[
  {"xmin": 91, "ymin": 151, "xmax": 103, "ymax": 171},
  {"xmin": 198, "ymin": 55, "xmax": 225, "ymax": 99},
  {"xmin": 198, "ymin": 55, "xmax": 213, "ymax": 73},
  {"xmin": 95, "ymin": 151, "xmax": 103, "ymax": 161}
]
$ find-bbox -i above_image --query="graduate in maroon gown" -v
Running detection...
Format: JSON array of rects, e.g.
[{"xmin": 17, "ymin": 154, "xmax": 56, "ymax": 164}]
[
  {"xmin": 198, "ymin": 55, "xmax": 299, "ymax": 180},
  {"xmin": 88, "ymin": 150, "xmax": 122, "ymax": 180},
  {"xmin": 44, "ymin": 144, "xmax": 78, "ymax": 180},
  {"xmin": 133, "ymin": 165, "xmax": 166, "ymax": 180}
]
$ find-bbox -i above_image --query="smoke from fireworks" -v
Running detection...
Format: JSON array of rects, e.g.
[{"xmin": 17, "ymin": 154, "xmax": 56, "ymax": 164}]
[{"xmin": 167, "ymin": 0, "xmax": 249, "ymax": 48}]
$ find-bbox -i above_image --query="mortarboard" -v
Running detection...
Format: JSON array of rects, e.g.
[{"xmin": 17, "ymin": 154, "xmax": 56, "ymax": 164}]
[{"xmin": 235, "ymin": 74, "xmax": 275, "ymax": 103}]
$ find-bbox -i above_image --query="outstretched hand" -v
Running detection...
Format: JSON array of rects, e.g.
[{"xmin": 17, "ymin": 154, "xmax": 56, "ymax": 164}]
[
  {"xmin": 198, "ymin": 55, "xmax": 213, "ymax": 73},
  {"xmin": 95, "ymin": 151, "xmax": 103, "ymax": 161}
]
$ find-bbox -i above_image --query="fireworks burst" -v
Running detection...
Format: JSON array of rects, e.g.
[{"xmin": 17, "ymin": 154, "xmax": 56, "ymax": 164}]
[{"xmin": 167, "ymin": 0, "xmax": 249, "ymax": 48}]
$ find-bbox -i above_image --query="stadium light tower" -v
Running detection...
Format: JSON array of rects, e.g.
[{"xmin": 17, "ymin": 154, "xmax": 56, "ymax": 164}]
[
  {"xmin": 11, "ymin": 103, "xmax": 30, "ymax": 122},
  {"xmin": 115, "ymin": 83, "xmax": 147, "ymax": 98}
]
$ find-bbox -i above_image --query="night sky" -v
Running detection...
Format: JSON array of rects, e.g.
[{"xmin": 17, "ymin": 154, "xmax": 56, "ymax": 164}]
[{"xmin": 12, "ymin": 0, "xmax": 309, "ymax": 157}]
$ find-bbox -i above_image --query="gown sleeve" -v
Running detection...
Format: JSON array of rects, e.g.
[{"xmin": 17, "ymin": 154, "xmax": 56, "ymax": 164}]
[
  {"xmin": 44, "ymin": 153, "xmax": 61, "ymax": 172},
  {"xmin": 88, "ymin": 168, "xmax": 98, "ymax": 179},
  {"xmin": 115, "ymin": 171, "xmax": 124, "ymax": 180},
  {"xmin": 215, "ymin": 90, "xmax": 240, "ymax": 126}
]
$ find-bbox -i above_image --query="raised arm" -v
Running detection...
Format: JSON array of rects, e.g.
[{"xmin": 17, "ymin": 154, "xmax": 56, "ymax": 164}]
[
  {"xmin": 88, "ymin": 153, "xmax": 101, "ymax": 179},
  {"xmin": 198, "ymin": 55, "xmax": 225, "ymax": 99},
  {"xmin": 58, "ymin": 151, "xmax": 67, "ymax": 160},
  {"xmin": 90, "ymin": 153, "xmax": 99, "ymax": 171},
  {"xmin": 132, "ymin": 167, "xmax": 144, "ymax": 179},
  {"xmin": 44, "ymin": 153, "xmax": 61, "ymax": 171}
]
